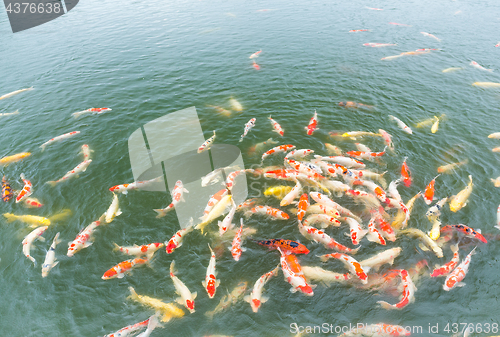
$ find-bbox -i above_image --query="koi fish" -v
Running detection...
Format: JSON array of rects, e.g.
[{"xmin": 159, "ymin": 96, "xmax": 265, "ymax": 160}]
[
  {"xmin": 285, "ymin": 158, "xmax": 324, "ymax": 179},
  {"xmin": 302, "ymin": 266, "xmax": 351, "ymax": 286},
  {"xmin": 340, "ymin": 131, "xmax": 381, "ymax": 138},
  {"xmin": 352, "ymin": 179, "xmax": 388, "ymax": 204},
  {"xmin": 345, "ymin": 148, "xmax": 386, "ymax": 161},
  {"xmin": 449, "ymin": 175, "xmax": 473, "ymax": 212},
  {"xmin": 377, "ymin": 269, "xmax": 416, "ymax": 309},
  {"xmin": 244, "ymin": 266, "xmax": 278, "ymax": 312},
  {"xmin": 442, "ymin": 67, "xmax": 463, "ymax": 73},
  {"xmin": 496, "ymin": 42, "xmax": 500, "ymax": 47},
  {"xmin": 230, "ymin": 219, "xmax": 245, "ymax": 261},
  {"xmin": 250, "ymin": 137, "xmax": 278, "ymax": 155},
  {"xmin": 198, "ymin": 130, "xmax": 216, "ymax": 153},
  {"xmin": 0, "ymin": 87, "xmax": 33, "ymax": 100},
  {"xmin": 378, "ymin": 129, "xmax": 394, "ymax": 150},
  {"xmin": 22, "ymin": 226, "xmax": 48, "ymax": 265},
  {"xmin": 341, "ymin": 217, "xmax": 367, "ymax": 245},
  {"xmin": 127, "ymin": 287, "xmax": 185, "ymax": 323},
  {"xmin": 239, "ymin": 118, "xmax": 256, "ymax": 142},
  {"xmin": 388, "ymin": 115, "xmax": 412, "ymax": 134},
  {"xmin": 264, "ymin": 185, "xmax": 292, "ymax": 199},
  {"xmin": 1, "ymin": 176, "xmax": 13, "ymax": 202},
  {"xmin": 437, "ymin": 159, "xmax": 468, "ymax": 174},
  {"xmin": 0, "ymin": 152, "xmax": 31, "ymax": 166},
  {"xmin": 359, "ymin": 247, "xmax": 402, "ymax": 271},
  {"xmin": 67, "ymin": 215, "xmax": 105, "ymax": 257},
  {"xmin": 0, "ymin": 109, "xmax": 20, "ymax": 117},
  {"xmin": 105, "ymin": 193, "xmax": 122, "ymax": 223},
  {"xmin": 298, "ymin": 221, "xmax": 359, "ymax": 254},
  {"xmin": 349, "ymin": 29, "xmax": 369, "ymax": 32},
  {"xmin": 15, "ymin": 173, "xmax": 33, "ymax": 203},
  {"xmin": 285, "ymin": 149, "xmax": 315, "ymax": 160},
  {"xmin": 421, "ymin": 32, "xmax": 441, "ymax": 41},
  {"xmin": 197, "ymin": 194, "xmax": 233, "ymax": 233},
  {"xmin": 40, "ymin": 131, "xmax": 80, "ymax": 151},
  {"xmin": 170, "ymin": 261, "xmax": 197, "ymax": 313},
  {"xmin": 389, "ymin": 22, "xmax": 412, "ymax": 26},
  {"xmin": 305, "ymin": 110, "xmax": 318, "ymax": 135},
  {"xmin": 296, "ymin": 193, "xmax": 309, "ymax": 222},
  {"xmin": 443, "ymin": 247, "xmax": 476, "ymax": 291},
  {"xmin": 304, "ymin": 214, "xmax": 341, "ymax": 228},
  {"xmin": 366, "ymin": 7, "xmax": 383, "ymax": 10},
  {"xmin": 306, "ymin": 204, "xmax": 341, "ymax": 218},
  {"xmin": 109, "ymin": 176, "xmax": 163, "ymax": 194},
  {"xmin": 268, "ymin": 116, "xmax": 284, "ymax": 136},
  {"xmin": 153, "ymin": 180, "xmax": 189, "ymax": 218},
  {"xmin": 423, "ymin": 174, "xmax": 440, "ymax": 205},
  {"xmin": 399, "ymin": 228, "xmax": 443, "ymax": 258},
  {"xmin": 363, "ymin": 43, "xmax": 396, "ymax": 47},
  {"xmin": 41, "ymin": 232, "xmax": 61, "ymax": 277},
  {"xmin": 22, "ymin": 198, "xmax": 44, "ymax": 210},
  {"xmin": 165, "ymin": 225, "xmax": 194, "ymax": 254},
  {"xmin": 207, "ymin": 105, "xmax": 231, "ymax": 117},
  {"xmin": 202, "ymin": 189, "xmax": 229, "ymax": 218},
  {"xmin": 130, "ymin": 313, "xmax": 160, "ymax": 337},
  {"xmin": 431, "ymin": 116, "xmax": 440, "ymax": 133},
  {"xmin": 102, "ymin": 256, "xmax": 150, "ymax": 280},
  {"xmin": 203, "ymin": 244, "xmax": 220, "ymax": 298},
  {"xmin": 249, "ymin": 50, "xmax": 262, "ymax": 59},
  {"xmin": 229, "ymin": 97, "xmax": 243, "ymax": 111},
  {"xmin": 338, "ymin": 101, "xmax": 374, "ymax": 109},
  {"xmin": 319, "ymin": 253, "xmax": 369, "ymax": 284},
  {"xmin": 426, "ymin": 197, "xmax": 448, "ymax": 221},
  {"xmin": 104, "ymin": 316, "xmax": 151, "ymax": 337},
  {"xmin": 470, "ymin": 61, "xmax": 492, "ymax": 72},
  {"xmin": 325, "ymin": 143, "xmax": 343, "ymax": 155},
  {"xmin": 314, "ymin": 155, "xmax": 365, "ymax": 169},
  {"xmin": 309, "ymin": 192, "xmax": 360, "ymax": 221},
  {"xmin": 367, "ymin": 214, "xmax": 386, "ymax": 245},
  {"xmin": 387, "ymin": 178, "xmax": 402, "ymax": 202},
  {"xmin": 245, "ymin": 205, "xmax": 290, "ymax": 220},
  {"xmin": 206, "ymin": 281, "xmax": 247, "ymax": 319},
  {"xmin": 472, "ymin": 81, "xmax": 500, "ymax": 88},
  {"xmin": 218, "ymin": 200, "xmax": 237, "ymax": 235},
  {"xmin": 251, "ymin": 238, "xmax": 309, "ymax": 254},
  {"xmin": 441, "ymin": 224, "xmax": 487, "ymax": 243},
  {"xmin": 113, "ymin": 242, "xmax": 164, "ymax": 259},
  {"xmin": 280, "ymin": 180, "xmax": 302, "ymax": 207},
  {"xmin": 431, "ymin": 244, "xmax": 459, "ymax": 277},
  {"xmin": 72, "ymin": 107, "xmax": 112, "ymax": 118},
  {"xmin": 252, "ymin": 61, "xmax": 260, "ymax": 70},
  {"xmin": 279, "ymin": 248, "xmax": 314, "ymax": 296},
  {"xmin": 262, "ymin": 144, "xmax": 295, "ymax": 161},
  {"xmin": 429, "ymin": 218, "xmax": 442, "ymax": 241},
  {"xmin": 46, "ymin": 160, "xmax": 92, "ymax": 186}
]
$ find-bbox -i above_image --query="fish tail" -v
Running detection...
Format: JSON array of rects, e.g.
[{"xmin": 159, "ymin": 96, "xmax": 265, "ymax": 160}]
[
  {"xmin": 169, "ymin": 260, "xmax": 176, "ymax": 275},
  {"xmin": 318, "ymin": 254, "xmax": 330, "ymax": 262},
  {"xmin": 204, "ymin": 311, "xmax": 215, "ymax": 320},
  {"xmin": 53, "ymin": 232, "xmax": 61, "ymax": 246},
  {"xmin": 40, "ymin": 145, "xmax": 45, "ymax": 152},
  {"xmin": 46, "ymin": 181, "xmax": 58, "ymax": 187},
  {"xmin": 153, "ymin": 209, "xmax": 167, "ymax": 218},
  {"xmin": 112, "ymin": 242, "xmax": 121, "ymax": 252},
  {"xmin": 127, "ymin": 286, "xmax": 139, "ymax": 301},
  {"xmin": 377, "ymin": 300, "xmax": 396, "ymax": 310}
]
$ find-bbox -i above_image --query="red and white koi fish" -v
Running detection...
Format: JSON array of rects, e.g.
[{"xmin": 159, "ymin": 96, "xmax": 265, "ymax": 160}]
[
  {"xmin": 105, "ymin": 193, "xmax": 122, "ymax": 223},
  {"xmin": 307, "ymin": 203, "xmax": 340, "ymax": 218},
  {"xmin": 203, "ymin": 244, "xmax": 220, "ymax": 298},
  {"xmin": 170, "ymin": 261, "xmax": 197, "ymax": 313},
  {"xmin": 154, "ymin": 180, "xmax": 189, "ymax": 218},
  {"xmin": 345, "ymin": 189, "xmax": 380, "ymax": 209},
  {"xmin": 202, "ymin": 189, "xmax": 228, "ymax": 218},
  {"xmin": 309, "ymin": 192, "xmax": 360, "ymax": 221},
  {"xmin": 46, "ymin": 160, "xmax": 92, "ymax": 186},
  {"xmin": 341, "ymin": 217, "xmax": 367, "ymax": 245},
  {"xmin": 298, "ymin": 221, "xmax": 359, "ymax": 254},
  {"xmin": 349, "ymin": 29, "xmax": 369, "ymax": 32},
  {"xmin": 0, "ymin": 86, "xmax": 33, "ymax": 100},
  {"xmin": 72, "ymin": 107, "xmax": 111, "ymax": 118},
  {"xmin": 496, "ymin": 42, "xmax": 500, "ymax": 47},
  {"xmin": 378, "ymin": 129, "xmax": 394, "ymax": 150},
  {"xmin": 377, "ymin": 269, "xmax": 416, "ymax": 309},
  {"xmin": 280, "ymin": 179, "xmax": 302, "ymax": 207},
  {"xmin": 262, "ymin": 144, "xmax": 296, "ymax": 161},
  {"xmin": 302, "ymin": 266, "xmax": 351, "ymax": 286},
  {"xmin": 218, "ymin": 200, "xmax": 237, "ymax": 235},
  {"xmin": 319, "ymin": 253, "xmax": 369, "ymax": 284},
  {"xmin": 16, "ymin": 173, "xmax": 32, "ymax": 203},
  {"xmin": 239, "ymin": 118, "xmax": 256, "ymax": 142},
  {"xmin": 198, "ymin": 130, "xmax": 216, "ymax": 153},
  {"xmin": 165, "ymin": 225, "xmax": 194, "ymax": 254},
  {"xmin": 23, "ymin": 197, "xmax": 43, "ymax": 208},
  {"xmin": 345, "ymin": 148, "xmax": 386, "ymax": 161},
  {"xmin": 359, "ymin": 247, "xmax": 402, "ymax": 271},
  {"xmin": 305, "ymin": 110, "xmax": 318, "ymax": 135},
  {"xmin": 303, "ymin": 214, "xmax": 341, "ymax": 228},
  {"xmin": 41, "ymin": 232, "xmax": 61, "ymax": 277},
  {"xmin": 431, "ymin": 244, "xmax": 459, "ymax": 277},
  {"xmin": 104, "ymin": 316, "xmax": 151, "ymax": 337},
  {"xmin": 443, "ymin": 247, "xmax": 476, "ymax": 291},
  {"xmin": 285, "ymin": 158, "xmax": 325, "ymax": 180},
  {"xmin": 114, "ymin": 242, "xmax": 164, "ymax": 259},
  {"xmin": 352, "ymin": 179, "xmax": 388, "ymax": 204},
  {"xmin": 421, "ymin": 32, "xmax": 441, "ymax": 41},
  {"xmin": 102, "ymin": 256, "xmax": 150, "ymax": 280},
  {"xmin": 230, "ymin": 219, "xmax": 245, "ymax": 261},
  {"xmin": 279, "ymin": 248, "xmax": 314, "ymax": 296},
  {"xmin": 249, "ymin": 50, "xmax": 262, "ymax": 59},
  {"xmin": 252, "ymin": 61, "xmax": 260, "ymax": 70},
  {"xmin": 339, "ymin": 323, "xmax": 410, "ymax": 336},
  {"xmin": 367, "ymin": 214, "xmax": 386, "ymax": 245},
  {"xmin": 363, "ymin": 43, "xmax": 396, "ymax": 47},
  {"xmin": 245, "ymin": 205, "xmax": 290, "ymax": 220},
  {"xmin": 388, "ymin": 115, "xmax": 412, "ymax": 134},
  {"xmin": 441, "ymin": 224, "xmax": 487, "ymax": 243},
  {"xmin": 67, "ymin": 215, "xmax": 105, "ymax": 257},
  {"xmin": 80, "ymin": 144, "xmax": 93, "ymax": 160},
  {"xmin": 109, "ymin": 176, "xmax": 163, "ymax": 194},
  {"xmin": 400, "ymin": 157, "xmax": 412, "ymax": 187},
  {"xmin": 373, "ymin": 212, "xmax": 396, "ymax": 242},
  {"xmin": 244, "ymin": 265, "xmax": 279, "ymax": 312},
  {"xmin": 285, "ymin": 148, "xmax": 315, "ymax": 160},
  {"xmin": 268, "ymin": 116, "xmax": 284, "ymax": 136},
  {"xmin": 366, "ymin": 7, "xmax": 382, "ymax": 10},
  {"xmin": 40, "ymin": 131, "xmax": 80, "ymax": 151},
  {"xmin": 423, "ymin": 175, "xmax": 440, "ymax": 205},
  {"xmin": 470, "ymin": 61, "xmax": 493, "ymax": 72},
  {"xmin": 314, "ymin": 155, "xmax": 365, "ymax": 169},
  {"xmin": 22, "ymin": 226, "xmax": 48, "ymax": 265},
  {"xmin": 389, "ymin": 22, "xmax": 411, "ymax": 26},
  {"xmin": 225, "ymin": 169, "xmax": 253, "ymax": 191},
  {"xmin": 297, "ymin": 193, "xmax": 309, "ymax": 221},
  {"xmin": 496, "ymin": 204, "xmax": 500, "ymax": 231}
]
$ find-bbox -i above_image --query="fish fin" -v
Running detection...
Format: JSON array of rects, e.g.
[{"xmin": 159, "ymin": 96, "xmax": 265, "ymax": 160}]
[
  {"xmin": 241, "ymin": 247, "xmax": 247, "ymax": 252},
  {"xmin": 117, "ymin": 273, "xmax": 125, "ymax": 279},
  {"xmin": 83, "ymin": 241, "xmax": 93, "ymax": 248},
  {"xmin": 243, "ymin": 295, "xmax": 251, "ymax": 303},
  {"xmin": 456, "ymin": 282, "xmax": 466, "ymax": 287},
  {"xmin": 46, "ymin": 181, "xmax": 57, "ymax": 187},
  {"xmin": 215, "ymin": 280, "xmax": 221, "ymax": 287},
  {"xmin": 366, "ymin": 232, "xmax": 378, "ymax": 243},
  {"xmin": 261, "ymin": 296, "xmax": 269, "ymax": 303},
  {"xmin": 122, "ymin": 191, "xmax": 128, "ymax": 195},
  {"xmin": 201, "ymin": 280, "xmax": 206, "ymax": 288},
  {"xmin": 175, "ymin": 297, "xmax": 184, "ymax": 305},
  {"xmin": 476, "ymin": 228, "xmax": 481, "ymax": 234},
  {"xmin": 377, "ymin": 300, "xmax": 396, "ymax": 310},
  {"xmin": 363, "ymin": 266, "xmax": 371, "ymax": 273},
  {"xmin": 183, "ymin": 188, "xmax": 189, "ymax": 194},
  {"xmin": 289, "ymin": 287, "xmax": 298, "ymax": 293},
  {"xmin": 51, "ymin": 261, "xmax": 59, "ymax": 269},
  {"xmin": 418, "ymin": 243, "xmax": 430, "ymax": 251},
  {"xmin": 494, "ymin": 225, "xmax": 500, "ymax": 231},
  {"xmin": 116, "ymin": 209, "xmax": 122, "ymax": 216},
  {"xmin": 112, "ymin": 243, "xmax": 120, "ymax": 251},
  {"xmin": 192, "ymin": 291, "xmax": 197, "ymax": 299},
  {"xmin": 153, "ymin": 209, "xmax": 166, "ymax": 218},
  {"xmin": 38, "ymin": 237, "xmax": 46, "ymax": 242}
]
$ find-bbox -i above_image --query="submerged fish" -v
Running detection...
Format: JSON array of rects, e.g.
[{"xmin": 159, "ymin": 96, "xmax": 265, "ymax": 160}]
[
  {"xmin": 0, "ymin": 152, "xmax": 31, "ymax": 166},
  {"xmin": 128, "ymin": 287, "xmax": 185, "ymax": 322},
  {"xmin": 0, "ymin": 87, "xmax": 33, "ymax": 100},
  {"xmin": 0, "ymin": 109, "xmax": 20, "ymax": 117}
]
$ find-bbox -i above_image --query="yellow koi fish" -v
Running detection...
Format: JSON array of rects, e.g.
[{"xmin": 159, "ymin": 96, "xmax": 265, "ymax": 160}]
[
  {"xmin": 263, "ymin": 185, "xmax": 292, "ymax": 199},
  {"xmin": 431, "ymin": 116, "xmax": 440, "ymax": 133},
  {"xmin": 229, "ymin": 97, "xmax": 243, "ymax": 112},
  {"xmin": 437, "ymin": 159, "xmax": 468, "ymax": 174},
  {"xmin": 415, "ymin": 114, "xmax": 446, "ymax": 128},
  {"xmin": 0, "ymin": 152, "xmax": 31, "ymax": 166},
  {"xmin": 449, "ymin": 175, "xmax": 473, "ymax": 212},
  {"xmin": 127, "ymin": 287, "xmax": 185, "ymax": 322},
  {"xmin": 196, "ymin": 194, "xmax": 232, "ymax": 233},
  {"xmin": 472, "ymin": 82, "xmax": 500, "ymax": 88},
  {"xmin": 3, "ymin": 213, "xmax": 51, "ymax": 228}
]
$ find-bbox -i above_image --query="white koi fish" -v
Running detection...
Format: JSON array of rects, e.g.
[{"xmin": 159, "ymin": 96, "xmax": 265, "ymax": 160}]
[
  {"xmin": 249, "ymin": 50, "xmax": 262, "ymax": 59},
  {"xmin": 218, "ymin": 200, "xmax": 237, "ymax": 235},
  {"xmin": 72, "ymin": 107, "xmax": 112, "ymax": 118},
  {"xmin": 80, "ymin": 144, "xmax": 93, "ymax": 160},
  {"xmin": 0, "ymin": 109, "xmax": 20, "ymax": 117},
  {"xmin": 244, "ymin": 265, "xmax": 278, "ymax": 312},
  {"xmin": 0, "ymin": 87, "xmax": 33, "ymax": 100},
  {"xmin": 443, "ymin": 247, "xmax": 476, "ymax": 291},
  {"xmin": 67, "ymin": 215, "xmax": 105, "ymax": 257},
  {"xmin": 314, "ymin": 155, "xmax": 365, "ymax": 169},
  {"xmin": 302, "ymin": 266, "xmax": 351, "ymax": 286},
  {"xmin": 239, "ymin": 118, "xmax": 256, "ymax": 142},
  {"xmin": 367, "ymin": 215, "xmax": 387, "ymax": 245},
  {"xmin": 105, "ymin": 193, "xmax": 122, "ymax": 223},
  {"xmin": 378, "ymin": 129, "xmax": 394, "ymax": 150},
  {"xmin": 319, "ymin": 253, "xmax": 369, "ymax": 284},
  {"xmin": 40, "ymin": 131, "xmax": 80, "ymax": 151},
  {"xmin": 470, "ymin": 61, "xmax": 493, "ymax": 72},
  {"xmin": 363, "ymin": 43, "xmax": 397, "ymax": 47},
  {"xmin": 285, "ymin": 149, "xmax": 315, "ymax": 160},
  {"xmin": 268, "ymin": 116, "xmax": 284, "ymax": 136},
  {"xmin": 22, "ymin": 226, "xmax": 48, "ymax": 265},
  {"xmin": 342, "ymin": 216, "xmax": 367, "ymax": 245},
  {"xmin": 203, "ymin": 244, "xmax": 220, "ymax": 298},
  {"xmin": 229, "ymin": 97, "xmax": 243, "ymax": 111},
  {"xmin": 421, "ymin": 32, "xmax": 441, "ymax": 41},
  {"xmin": 359, "ymin": 247, "xmax": 402, "ymax": 271},
  {"xmin": 304, "ymin": 214, "xmax": 341, "ymax": 228},
  {"xmin": 426, "ymin": 197, "xmax": 448, "ymax": 220},
  {"xmin": 41, "ymin": 232, "xmax": 61, "ymax": 277},
  {"xmin": 104, "ymin": 315, "xmax": 152, "ymax": 337},
  {"xmin": 387, "ymin": 179, "xmax": 402, "ymax": 202},
  {"xmin": 170, "ymin": 261, "xmax": 197, "ymax": 313},
  {"xmin": 198, "ymin": 130, "xmax": 216, "ymax": 153},
  {"xmin": 496, "ymin": 204, "xmax": 500, "ymax": 231},
  {"xmin": 388, "ymin": 115, "xmax": 413, "ymax": 134},
  {"xmin": 46, "ymin": 160, "xmax": 92, "ymax": 187},
  {"xmin": 325, "ymin": 143, "xmax": 343, "ymax": 155},
  {"xmin": 154, "ymin": 180, "xmax": 189, "ymax": 218},
  {"xmin": 280, "ymin": 179, "xmax": 302, "ymax": 207},
  {"xmin": 442, "ymin": 67, "xmax": 463, "ymax": 73},
  {"xmin": 306, "ymin": 204, "xmax": 340, "ymax": 218}
]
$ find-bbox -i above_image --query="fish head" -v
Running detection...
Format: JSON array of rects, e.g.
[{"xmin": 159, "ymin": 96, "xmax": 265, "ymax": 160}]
[
  {"xmin": 186, "ymin": 299, "xmax": 195, "ymax": 313},
  {"xmin": 298, "ymin": 285, "xmax": 314, "ymax": 296},
  {"xmin": 67, "ymin": 243, "xmax": 80, "ymax": 257},
  {"xmin": 102, "ymin": 269, "xmax": 118, "ymax": 280},
  {"xmin": 206, "ymin": 279, "xmax": 217, "ymax": 298},
  {"xmin": 251, "ymin": 298, "xmax": 261, "ymax": 312}
]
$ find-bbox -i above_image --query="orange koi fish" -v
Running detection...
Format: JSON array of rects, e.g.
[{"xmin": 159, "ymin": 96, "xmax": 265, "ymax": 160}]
[
  {"xmin": 319, "ymin": 253, "xmax": 369, "ymax": 284},
  {"xmin": 377, "ymin": 269, "xmax": 416, "ymax": 309},
  {"xmin": 305, "ymin": 110, "xmax": 318, "ymax": 135},
  {"xmin": 423, "ymin": 174, "xmax": 440, "ymax": 205},
  {"xmin": 441, "ymin": 224, "xmax": 487, "ymax": 243},
  {"xmin": 1, "ymin": 176, "xmax": 13, "ymax": 202},
  {"xmin": 431, "ymin": 244, "xmax": 459, "ymax": 277},
  {"xmin": 16, "ymin": 173, "xmax": 32, "ymax": 203},
  {"xmin": 297, "ymin": 193, "xmax": 309, "ymax": 221},
  {"xmin": 252, "ymin": 61, "xmax": 260, "ymax": 70},
  {"xmin": 278, "ymin": 248, "xmax": 314, "ymax": 296},
  {"xmin": 400, "ymin": 157, "xmax": 412, "ymax": 187},
  {"xmin": 102, "ymin": 256, "xmax": 150, "ymax": 280}
]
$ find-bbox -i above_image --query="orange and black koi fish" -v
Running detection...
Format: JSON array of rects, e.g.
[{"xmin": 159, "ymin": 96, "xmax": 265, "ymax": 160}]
[
  {"xmin": 251, "ymin": 238, "xmax": 309, "ymax": 254},
  {"xmin": 1, "ymin": 176, "xmax": 13, "ymax": 202}
]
